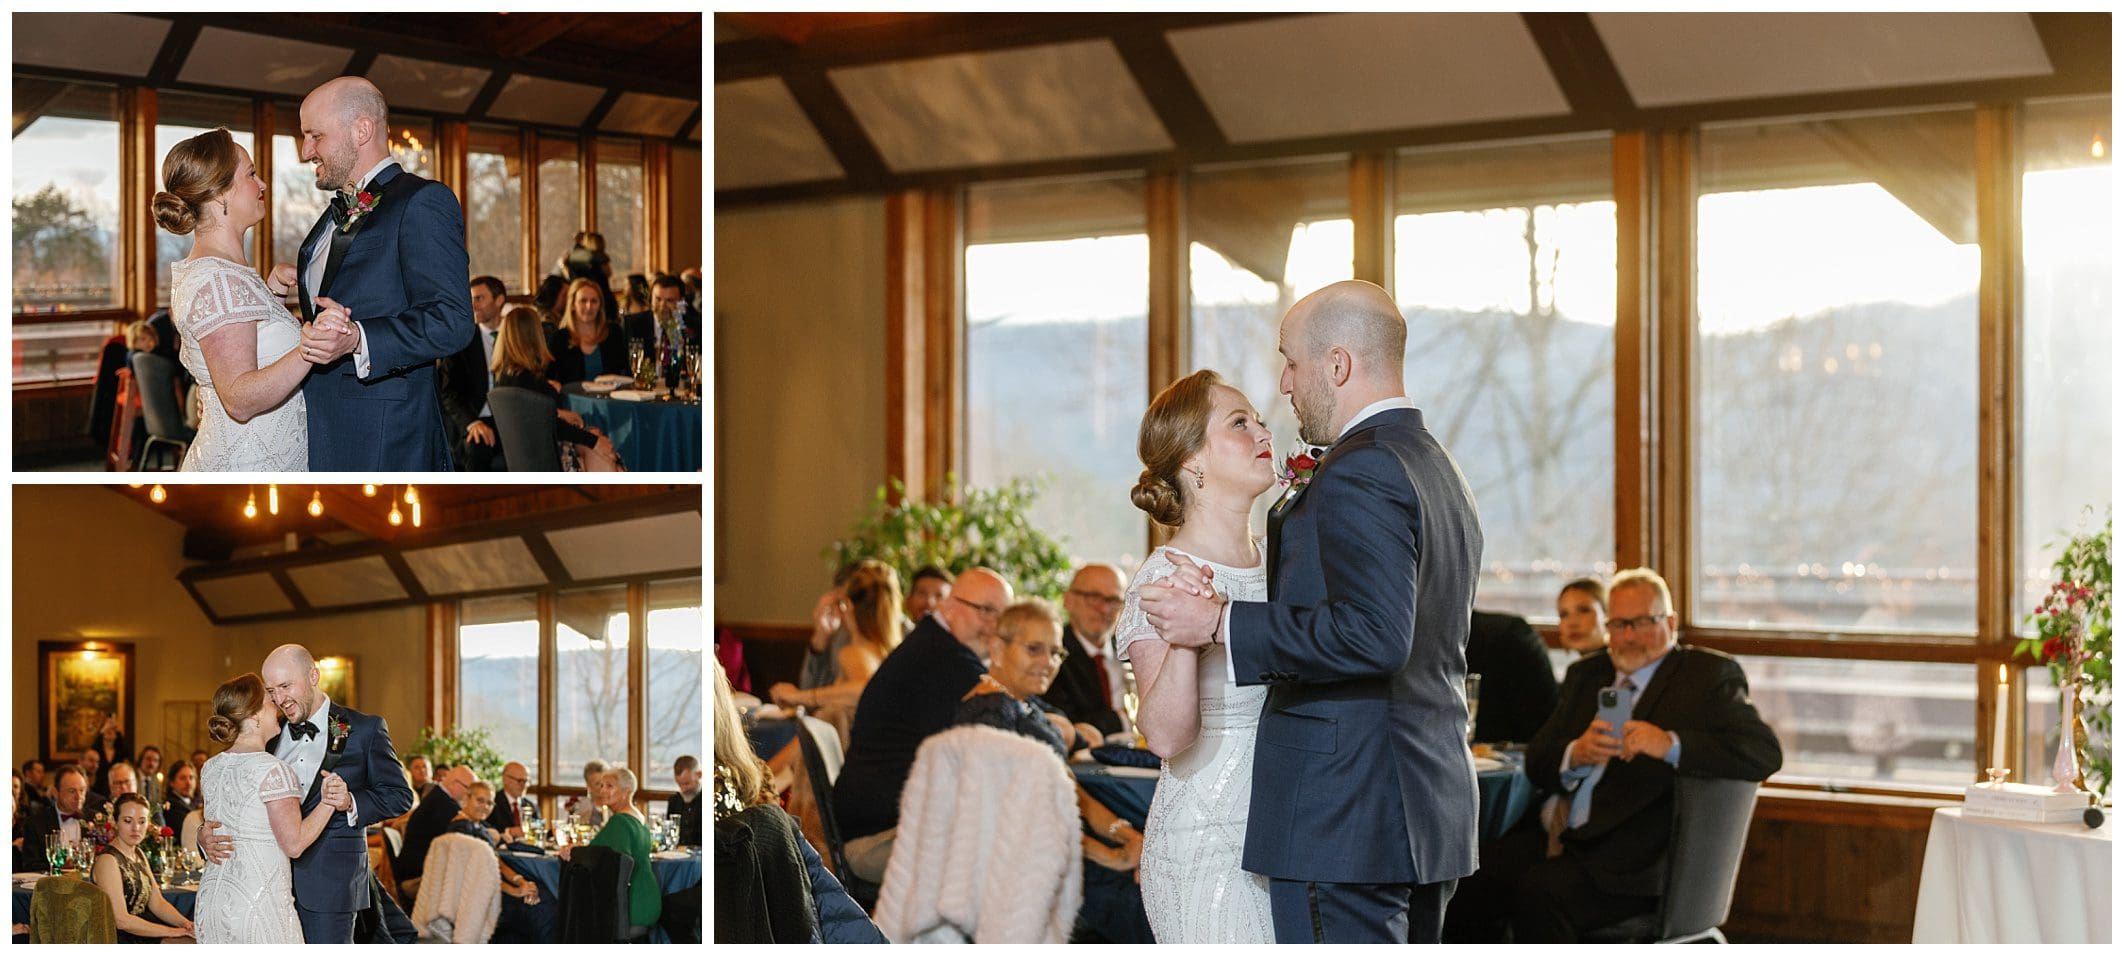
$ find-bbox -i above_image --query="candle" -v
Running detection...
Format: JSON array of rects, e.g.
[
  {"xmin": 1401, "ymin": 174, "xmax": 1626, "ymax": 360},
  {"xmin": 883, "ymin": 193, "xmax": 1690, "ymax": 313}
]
[{"xmin": 1991, "ymin": 664, "xmax": 2010, "ymax": 774}]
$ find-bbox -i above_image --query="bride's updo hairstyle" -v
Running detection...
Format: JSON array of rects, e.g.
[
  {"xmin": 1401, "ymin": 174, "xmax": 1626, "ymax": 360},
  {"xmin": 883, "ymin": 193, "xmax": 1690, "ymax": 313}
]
[
  {"xmin": 153, "ymin": 127, "xmax": 240, "ymax": 236},
  {"xmin": 206, "ymin": 672, "xmax": 268, "ymax": 745},
  {"xmin": 1132, "ymin": 369, "xmax": 1226, "ymax": 528}
]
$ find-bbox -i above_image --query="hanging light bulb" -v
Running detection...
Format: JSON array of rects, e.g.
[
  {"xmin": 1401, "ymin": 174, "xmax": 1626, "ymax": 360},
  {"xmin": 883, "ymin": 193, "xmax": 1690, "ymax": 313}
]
[
  {"xmin": 412, "ymin": 500, "xmax": 423, "ymax": 528},
  {"xmin": 148, "ymin": 484, "xmax": 167, "ymax": 504},
  {"xmin": 2092, "ymin": 136, "xmax": 2106, "ymax": 160},
  {"xmin": 388, "ymin": 501, "xmax": 404, "ymax": 526},
  {"xmin": 308, "ymin": 489, "xmax": 324, "ymax": 517},
  {"xmin": 363, "ymin": 484, "xmax": 377, "ymax": 497},
  {"xmin": 404, "ymin": 484, "xmax": 418, "ymax": 505},
  {"xmin": 243, "ymin": 488, "xmax": 258, "ymax": 519},
  {"xmin": 268, "ymin": 484, "xmax": 280, "ymax": 516},
  {"xmin": 128, "ymin": 482, "xmax": 144, "ymax": 489}
]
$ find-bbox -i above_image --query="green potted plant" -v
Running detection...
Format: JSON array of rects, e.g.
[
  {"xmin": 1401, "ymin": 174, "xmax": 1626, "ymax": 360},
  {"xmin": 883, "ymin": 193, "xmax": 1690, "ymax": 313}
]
[
  {"xmin": 2016, "ymin": 511, "xmax": 2111, "ymax": 798},
  {"xmin": 411, "ymin": 726, "xmax": 507, "ymax": 786},
  {"xmin": 829, "ymin": 475, "xmax": 1074, "ymax": 601}
]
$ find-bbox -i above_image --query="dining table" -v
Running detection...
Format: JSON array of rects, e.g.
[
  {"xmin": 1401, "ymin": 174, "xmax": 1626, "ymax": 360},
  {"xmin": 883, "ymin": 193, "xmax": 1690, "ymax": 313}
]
[
  {"xmin": 558, "ymin": 380, "xmax": 701, "ymax": 471},
  {"xmin": 497, "ymin": 846, "xmax": 701, "ymax": 943},
  {"xmin": 13, "ymin": 872, "xmax": 197, "ymax": 929}
]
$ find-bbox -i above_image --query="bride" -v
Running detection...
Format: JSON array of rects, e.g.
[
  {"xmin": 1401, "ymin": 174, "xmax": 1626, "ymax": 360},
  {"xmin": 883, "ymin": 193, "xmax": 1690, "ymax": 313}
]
[
  {"xmin": 154, "ymin": 127, "xmax": 342, "ymax": 470},
  {"xmin": 1116, "ymin": 369, "xmax": 1278, "ymax": 942},
  {"xmin": 191, "ymin": 673, "xmax": 344, "ymax": 944}
]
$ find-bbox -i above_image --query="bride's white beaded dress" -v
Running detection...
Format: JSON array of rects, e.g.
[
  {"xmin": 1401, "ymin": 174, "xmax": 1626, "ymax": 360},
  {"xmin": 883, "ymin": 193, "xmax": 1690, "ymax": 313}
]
[{"xmin": 171, "ymin": 256, "xmax": 307, "ymax": 471}]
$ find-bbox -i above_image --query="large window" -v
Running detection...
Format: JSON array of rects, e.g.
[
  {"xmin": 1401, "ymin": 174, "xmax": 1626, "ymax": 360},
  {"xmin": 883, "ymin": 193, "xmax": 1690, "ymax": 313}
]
[
  {"xmin": 13, "ymin": 79, "xmax": 123, "ymax": 382},
  {"xmin": 466, "ymin": 126, "xmax": 525, "ymax": 293},
  {"xmin": 387, "ymin": 114, "xmax": 434, "ymax": 180},
  {"xmin": 2016, "ymin": 96, "xmax": 2112, "ymax": 623},
  {"xmin": 1394, "ymin": 137, "xmax": 1616, "ymax": 616},
  {"xmin": 1741, "ymin": 656, "xmax": 1974, "ymax": 787},
  {"xmin": 1188, "ymin": 157, "xmax": 1352, "ymax": 537},
  {"xmin": 536, "ymin": 136, "xmax": 580, "ymax": 283},
  {"xmin": 964, "ymin": 174, "xmax": 1149, "ymax": 570},
  {"xmin": 555, "ymin": 586, "xmax": 630, "ymax": 787},
  {"xmin": 154, "ymin": 92, "xmax": 256, "ymax": 306},
  {"xmin": 1693, "ymin": 110, "xmax": 1980, "ymax": 634},
  {"xmin": 458, "ymin": 593, "xmax": 541, "ymax": 783},
  {"xmin": 595, "ymin": 139, "xmax": 644, "ymax": 277},
  {"xmin": 644, "ymin": 578, "xmax": 703, "ymax": 792},
  {"xmin": 271, "ymin": 127, "xmax": 331, "ymax": 271}
]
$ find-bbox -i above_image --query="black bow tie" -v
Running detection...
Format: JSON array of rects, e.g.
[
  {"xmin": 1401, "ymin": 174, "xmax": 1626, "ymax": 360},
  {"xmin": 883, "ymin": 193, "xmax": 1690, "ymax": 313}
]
[
  {"xmin": 288, "ymin": 720, "xmax": 320, "ymax": 741},
  {"xmin": 59, "ymin": 813, "xmax": 77, "ymax": 822}
]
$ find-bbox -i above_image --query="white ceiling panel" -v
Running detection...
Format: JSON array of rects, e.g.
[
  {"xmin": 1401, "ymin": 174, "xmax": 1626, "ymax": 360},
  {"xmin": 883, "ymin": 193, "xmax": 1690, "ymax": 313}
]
[
  {"xmin": 715, "ymin": 76, "xmax": 843, "ymax": 189},
  {"xmin": 401, "ymin": 537, "xmax": 549, "ymax": 595},
  {"xmin": 193, "ymin": 573, "xmax": 292, "ymax": 619},
  {"xmin": 178, "ymin": 27, "xmax": 352, "ymax": 97},
  {"xmin": 1168, "ymin": 13, "xmax": 1570, "ymax": 144},
  {"xmin": 602, "ymin": 91, "xmax": 697, "ymax": 137},
  {"xmin": 12, "ymin": 13, "xmax": 169, "ymax": 76},
  {"xmin": 546, "ymin": 512, "xmax": 702, "ymax": 581},
  {"xmin": 287, "ymin": 556, "xmax": 406, "ymax": 608},
  {"xmin": 1593, "ymin": 13, "xmax": 2053, "ymax": 107},
  {"xmin": 486, "ymin": 73, "xmax": 605, "ymax": 127},
  {"xmin": 830, "ymin": 40, "xmax": 1172, "ymax": 172},
  {"xmin": 367, "ymin": 54, "xmax": 490, "ymax": 114}
]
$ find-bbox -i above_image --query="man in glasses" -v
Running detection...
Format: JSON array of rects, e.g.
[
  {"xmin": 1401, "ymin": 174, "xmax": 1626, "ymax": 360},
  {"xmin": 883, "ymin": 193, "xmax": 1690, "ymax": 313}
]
[
  {"xmin": 1045, "ymin": 564, "xmax": 1131, "ymax": 740},
  {"xmin": 1510, "ymin": 568, "xmax": 1782, "ymax": 942},
  {"xmin": 834, "ymin": 567, "xmax": 1014, "ymax": 884}
]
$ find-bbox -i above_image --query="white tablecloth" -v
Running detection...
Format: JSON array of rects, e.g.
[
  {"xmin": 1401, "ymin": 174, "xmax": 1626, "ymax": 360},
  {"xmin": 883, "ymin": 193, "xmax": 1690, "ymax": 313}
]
[{"xmin": 1911, "ymin": 807, "xmax": 2111, "ymax": 943}]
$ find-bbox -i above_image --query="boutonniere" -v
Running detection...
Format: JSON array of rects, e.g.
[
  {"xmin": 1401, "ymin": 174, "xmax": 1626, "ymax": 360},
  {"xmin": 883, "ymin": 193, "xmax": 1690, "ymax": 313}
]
[
  {"xmin": 338, "ymin": 190, "xmax": 379, "ymax": 233},
  {"xmin": 1279, "ymin": 450, "xmax": 1321, "ymax": 489},
  {"xmin": 327, "ymin": 715, "xmax": 351, "ymax": 755}
]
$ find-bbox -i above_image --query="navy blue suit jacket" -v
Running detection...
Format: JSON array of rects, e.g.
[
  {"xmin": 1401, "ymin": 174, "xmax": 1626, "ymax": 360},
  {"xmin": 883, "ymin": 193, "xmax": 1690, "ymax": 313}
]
[
  {"xmin": 1227, "ymin": 406, "xmax": 1484, "ymax": 885},
  {"xmin": 297, "ymin": 162, "xmax": 474, "ymax": 471},
  {"xmin": 265, "ymin": 704, "xmax": 415, "ymax": 913}
]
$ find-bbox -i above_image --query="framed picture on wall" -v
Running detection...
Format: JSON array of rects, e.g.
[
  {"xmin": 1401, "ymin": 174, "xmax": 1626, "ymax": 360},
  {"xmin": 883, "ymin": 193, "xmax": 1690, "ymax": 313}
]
[
  {"xmin": 317, "ymin": 655, "xmax": 357, "ymax": 709},
  {"xmin": 40, "ymin": 641, "xmax": 135, "ymax": 763}
]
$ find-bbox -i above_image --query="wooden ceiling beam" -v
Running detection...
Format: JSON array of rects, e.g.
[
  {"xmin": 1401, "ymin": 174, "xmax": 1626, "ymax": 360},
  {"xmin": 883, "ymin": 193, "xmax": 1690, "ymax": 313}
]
[
  {"xmin": 715, "ymin": 12, "xmax": 1299, "ymax": 82},
  {"xmin": 318, "ymin": 486, "xmax": 403, "ymax": 542},
  {"xmin": 1109, "ymin": 30, "xmax": 1224, "ymax": 159},
  {"xmin": 1521, "ymin": 13, "xmax": 1636, "ymax": 118},
  {"xmin": 490, "ymin": 12, "xmax": 596, "ymax": 59},
  {"xmin": 779, "ymin": 67, "xmax": 893, "ymax": 191}
]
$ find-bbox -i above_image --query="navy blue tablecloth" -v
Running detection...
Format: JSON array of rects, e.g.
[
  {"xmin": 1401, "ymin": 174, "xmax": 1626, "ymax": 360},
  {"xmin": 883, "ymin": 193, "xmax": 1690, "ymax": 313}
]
[
  {"xmin": 746, "ymin": 716, "xmax": 802, "ymax": 762},
  {"xmin": 498, "ymin": 848, "xmax": 700, "ymax": 943},
  {"xmin": 559, "ymin": 384, "xmax": 701, "ymax": 472},
  {"xmin": 1072, "ymin": 754, "xmax": 1533, "ymax": 840},
  {"xmin": 15, "ymin": 875, "xmax": 196, "ymax": 926}
]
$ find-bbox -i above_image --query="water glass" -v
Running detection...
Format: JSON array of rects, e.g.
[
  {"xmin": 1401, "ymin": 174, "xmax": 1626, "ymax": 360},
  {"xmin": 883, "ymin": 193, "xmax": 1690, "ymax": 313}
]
[{"xmin": 1464, "ymin": 673, "xmax": 1483, "ymax": 745}]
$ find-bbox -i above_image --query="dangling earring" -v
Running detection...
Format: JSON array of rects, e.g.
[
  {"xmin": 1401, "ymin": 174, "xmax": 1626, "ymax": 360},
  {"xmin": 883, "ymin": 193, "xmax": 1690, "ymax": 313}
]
[
  {"xmin": 1194, "ymin": 470, "xmax": 1205, "ymax": 490},
  {"xmin": 218, "ymin": 198, "xmax": 229, "ymax": 216}
]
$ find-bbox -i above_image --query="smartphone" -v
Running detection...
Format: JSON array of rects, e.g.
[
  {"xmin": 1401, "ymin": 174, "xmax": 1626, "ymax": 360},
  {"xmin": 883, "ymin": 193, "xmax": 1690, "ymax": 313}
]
[{"xmin": 1595, "ymin": 686, "xmax": 1631, "ymax": 740}]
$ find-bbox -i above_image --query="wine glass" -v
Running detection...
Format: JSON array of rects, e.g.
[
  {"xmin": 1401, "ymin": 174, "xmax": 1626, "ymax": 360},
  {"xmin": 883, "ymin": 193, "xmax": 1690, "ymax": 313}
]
[
  {"xmin": 44, "ymin": 833, "xmax": 68, "ymax": 874},
  {"xmin": 1464, "ymin": 673, "xmax": 1483, "ymax": 747}
]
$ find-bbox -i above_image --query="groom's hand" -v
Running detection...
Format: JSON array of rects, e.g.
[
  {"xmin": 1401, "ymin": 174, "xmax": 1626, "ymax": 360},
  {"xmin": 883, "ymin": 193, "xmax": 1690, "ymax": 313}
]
[
  {"xmin": 198, "ymin": 820, "xmax": 235, "ymax": 865},
  {"xmin": 1140, "ymin": 577, "xmax": 1224, "ymax": 652},
  {"xmin": 302, "ymin": 298, "xmax": 362, "ymax": 364}
]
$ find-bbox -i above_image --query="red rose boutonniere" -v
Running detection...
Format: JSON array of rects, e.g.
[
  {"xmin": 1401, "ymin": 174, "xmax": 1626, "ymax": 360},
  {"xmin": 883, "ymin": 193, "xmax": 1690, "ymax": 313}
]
[
  {"xmin": 1279, "ymin": 451, "xmax": 1320, "ymax": 488},
  {"xmin": 338, "ymin": 190, "xmax": 379, "ymax": 233},
  {"xmin": 327, "ymin": 715, "xmax": 351, "ymax": 755}
]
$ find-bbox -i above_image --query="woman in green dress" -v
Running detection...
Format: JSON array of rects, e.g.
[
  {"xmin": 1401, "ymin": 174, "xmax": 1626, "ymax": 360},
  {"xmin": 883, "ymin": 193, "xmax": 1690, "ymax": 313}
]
[{"xmin": 561, "ymin": 767, "xmax": 660, "ymax": 930}]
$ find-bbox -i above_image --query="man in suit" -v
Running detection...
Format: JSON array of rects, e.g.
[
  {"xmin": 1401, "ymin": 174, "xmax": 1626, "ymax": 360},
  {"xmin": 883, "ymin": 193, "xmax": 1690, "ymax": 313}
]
[
  {"xmin": 439, "ymin": 276, "xmax": 507, "ymax": 471},
  {"xmin": 1467, "ymin": 610, "xmax": 1560, "ymax": 744},
  {"xmin": 396, "ymin": 766, "xmax": 476, "ymax": 894},
  {"xmin": 291, "ymin": 76, "xmax": 474, "ymax": 471},
  {"xmin": 484, "ymin": 761, "xmax": 538, "ymax": 839},
  {"xmin": 833, "ymin": 568, "xmax": 1012, "ymax": 883},
  {"xmin": 623, "ymin": 275, "xmax": 701, "ymax": 349},
  {"xmin": 20, "ymin": 764, "xmax": 108, "ymax": 867},
  {"xmin": 667, "ymin": 755, "xmax": 702, "ymax": 847},
  {"xmin": 1144, "ymin": 279, "xmax": 1483, "ymax": 943},
  {"xmin": 1043, "ymin": 563, "xmax": 1130, "ymax": 738},
  {"xmin": 199, "ymin": 644, "xmax": 417, "ymax": 944},
  {"xmin": 20, "ymin": 760, "xmax": 49, "ymax": 807},
  {"xmin": 901, "ymin": 565, "xmax": 951, "ymax": 631},
  {"xmin": 1515, "ymin": 568, "xmax": 1781, "ymax": 942},
  {"xmin": 405, "ymin": 754, "xmax": 436, "ymax": 800}
]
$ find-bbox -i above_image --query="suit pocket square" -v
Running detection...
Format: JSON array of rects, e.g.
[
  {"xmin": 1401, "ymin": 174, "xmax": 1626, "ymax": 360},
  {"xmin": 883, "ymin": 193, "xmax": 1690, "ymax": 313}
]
[{"xmin": 1261, "ymin": 711, "xmax": 1337, "ymax": 754}]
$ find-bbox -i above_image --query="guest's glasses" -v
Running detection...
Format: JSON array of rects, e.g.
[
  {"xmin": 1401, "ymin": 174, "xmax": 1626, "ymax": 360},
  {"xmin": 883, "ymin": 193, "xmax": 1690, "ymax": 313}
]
[
  {"xmin": 1604, "ymin": 615, "xmax": 1666, "ymax": 635},
  {"xmin": 1006, "ymin": 639, "xmax": 1069, "ymax": 663},
  {"xmin": 952, "ymin": 595, "xmax": 1002, "ymax": 619},
  {"xmin": 1068, "ymin": 589, "xmax": 1126, "ymax": 611}
]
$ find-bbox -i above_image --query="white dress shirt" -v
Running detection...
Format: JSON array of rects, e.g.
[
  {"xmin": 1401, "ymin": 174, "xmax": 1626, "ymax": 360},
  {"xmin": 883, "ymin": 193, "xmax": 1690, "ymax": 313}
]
[
  {"xmin": 274, "ymin": 694, "xmax": 358, "ymax": 826},
  {"xmin": 302, "ymin": 157, "xmax": 398, "ymax": 378},
  {"xmin": 1223, "ymin": 396, "xmax": 1419, "ymax": 681}
]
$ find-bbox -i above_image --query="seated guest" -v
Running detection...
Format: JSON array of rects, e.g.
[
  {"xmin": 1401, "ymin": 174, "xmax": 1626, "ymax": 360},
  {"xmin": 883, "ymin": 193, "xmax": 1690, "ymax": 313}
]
[
  {"xmin": 1467, "ymin": 610, "xmax": 1560, "ymax": 744},
  {"xmin": 397, "ymin": 766, "xmax": 477, "ymax": 891},
  {"xmin": 19, "ymin": 760, "xmax": 49, "ymax": 810},
  {"xmin": 1043, "ymin": 564, "xmax": 1131, "ymax": 739},
  {"xmin": 1513, "ymin": 568, "xmax": 1782, "ymax": 942},
  {"xmin": 188, "ymin": 750, "xmax": 209, "ymax": 776},
  {"xmin": 902, "ymin": 564, "xmax": 951, "ymax": 631},
  {"xmin": 625, "ymin": 275, "xmax": 700, "ymax": 353},
  {"xmin": 795, "ymin": 562, "xmax": 863, "ymax": 695},
  {"xmin": 21, "ymin": 764, "xmax": 107, "ymax": 867},
  {"xmin": 533, "ymin": 274, "xmax": 568, "ymax": 326},
  {"xmin": 562, "ymin": 760, "xmax": 611, "ymax": 826},
  {"xmin": 833, "ymin": 568, "xmax": 1012, "ymax": 883},
  {"xmin": 123, "ymin": 320, "xmax": 159, "ymax": 361},
  {"xmin": 91, "ymin": 793, "xmax": 195, "ymax": 942},
  {"xmin": 559, "ymin": 768, "xmax": 660, "ymax": 934},
  {"xmin": 11, "ymin": 772, "xmax": 32, "ymax": 873},
  {"xmin": 493, "ymin": 305, "xmax": 619, "ymax": 470},
  {"xmin": 769, "ymin": 560, "xmax": 904, "ymax": 744},
  {"xmin": 105, "ymin": 761, "xmax": 141, "ymax": 802},
  {"xmin": 407, "ymin": 755, "xmax": 436, "ymax": 800},
  {"xmin": 715, "ymin": 660, "xmax": 884, "ymax": 943},
  {"xmin": 79, "ymin": 746, "xmax": 107, "ymax": 799},
  {"xmin": 450, "ymin": 781, "xmax": 543, "ymax": 909},
  {"xmin": 679, "ymin": 267, "xmax": 701, "ymax": 310},
  {"xmin": 1556, "ymin": 577, "xmax": 1611, "ymax": 660},
  {"xmin": 162, "ymin": 760, "xmax": 199, "ymax": 822},
  {"xmin": 441, "ymin": 275, "xmax": 507, "ymax": 471},
  {"xmin": 954, "ymin": 600, "xmax": 1151, "ymax": 943},
  {"xmin": 545, "ymin": 277, "xmax": 631, "ymax": 385},
  {"xmin": 615, "ymin": 272, "xmax": 652, "ymax": 331},
  {"xmin": 668, "ymin": 756, "xmax": 701, "ymax": 847},
  {"xmin": 485, "ymin": 761, "xmax": 538, "ymax": 840},
  {"xmin": 135, "ymin": 749, "xmax": 164, "ymax": 812}
]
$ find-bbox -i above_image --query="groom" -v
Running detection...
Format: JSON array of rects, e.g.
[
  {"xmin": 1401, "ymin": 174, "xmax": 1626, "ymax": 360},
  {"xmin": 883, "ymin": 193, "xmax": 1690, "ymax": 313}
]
[
  {"xmin": 199, "ymin": 644, "xmax": 415, "ymax": 943},
  {"xmin": 1143, "ymin": 280, "xmax": 1483, "ymax": 942},
  {"xmin": 291, "ymin": 76, "xmax": 473, "ymax": 471}
]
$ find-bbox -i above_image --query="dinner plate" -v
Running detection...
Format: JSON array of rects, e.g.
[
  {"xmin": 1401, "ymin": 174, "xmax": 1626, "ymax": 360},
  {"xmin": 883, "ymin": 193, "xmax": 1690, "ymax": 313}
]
[
  {"xmin": 1472, "ymin": 755, "xmax": 1507, "ymax": 773},
  {"xmin": 579, "ymin": 380, "xmax": 620, "ymax": 394}
]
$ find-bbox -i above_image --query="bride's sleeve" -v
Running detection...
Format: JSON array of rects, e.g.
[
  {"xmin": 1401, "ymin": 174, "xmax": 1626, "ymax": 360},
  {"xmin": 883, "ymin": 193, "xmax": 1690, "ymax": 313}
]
[
  {"xmin": 184, "ymin": 268, "xmax": 286, "ymax": 341},
  {"xmin": 1114, "ymin": 557, "xmax": 1176, "ymax": 664},
  {"xmin": 257, "ymin": 760, "xmax": 302, "ymax": 803}
]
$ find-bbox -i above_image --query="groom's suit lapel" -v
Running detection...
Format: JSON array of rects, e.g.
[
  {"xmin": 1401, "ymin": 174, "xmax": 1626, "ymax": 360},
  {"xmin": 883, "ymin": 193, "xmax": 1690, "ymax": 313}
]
[
  {"xmin": 320, "ymin": 163, "xmax": 410, "ymax": 300},
  {"xmin": 295, "ymin": 211, "xmax": 333, "ymax": 324}
]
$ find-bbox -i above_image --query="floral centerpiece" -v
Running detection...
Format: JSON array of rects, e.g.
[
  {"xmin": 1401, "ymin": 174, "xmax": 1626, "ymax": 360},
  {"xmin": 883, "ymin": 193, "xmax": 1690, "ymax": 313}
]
[{"xmin": 2015, "ymin": 512, "xmax": 2111, "ymax": 799}]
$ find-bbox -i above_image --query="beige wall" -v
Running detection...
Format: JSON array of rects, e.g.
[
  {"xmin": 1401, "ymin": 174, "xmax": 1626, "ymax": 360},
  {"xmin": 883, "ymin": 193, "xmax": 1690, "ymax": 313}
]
[
  {"xmin": 714, "ymin": 196, "xmax": 888, "ymax": 624},
  {"xmin": 12, "ymin": 487, "xmax": 427, "ymax": 765}
]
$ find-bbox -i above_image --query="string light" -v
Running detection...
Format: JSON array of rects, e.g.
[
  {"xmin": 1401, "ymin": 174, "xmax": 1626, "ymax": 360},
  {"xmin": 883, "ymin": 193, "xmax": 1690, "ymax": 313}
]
[
  {"xmin": 412, "ymin": 500, "xmax": 423, "ymax": 528},
  {"xmin": 363, "ymin": 485, "xmax": 377, "ymax": 497},
  {"xmin": 2094, "ymin": 136, "xmax": 2107, "ymax": 160},
  {"xmin": 388, "ymin": 501, "xmax": 404, "ymax": 526},
  {"xmin": 308, "ymin": 490, "xmax": 324, "ymax": 517},
  {"xmin": 243, "ymin": 488, "xmax": 258, "ymax": 519},
  {"xmin": 148, "ymin": 484, "xmax": 167, "ymax": 504},
  {"xmin": 404, "ymin": 484, "xmax": 419, "ymax": 505},
  {"xmin": 268, "ymin": 484, "xmax": 280, "ymax": 516}
]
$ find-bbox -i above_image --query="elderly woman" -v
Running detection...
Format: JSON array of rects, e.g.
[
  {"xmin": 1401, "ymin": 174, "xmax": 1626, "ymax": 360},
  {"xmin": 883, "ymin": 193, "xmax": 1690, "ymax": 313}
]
[
  {"xmin": 93, "ymin": 793, "xmax": 194, "ymax": 942},
  {"xmin": 952, "ymin": 600, "xmax": 1154, "ymax": 943},
  {"xmin": 560, "ymin": 768, "xmax": 659, "ymax": 933},
  {"xmin": 448, "ymin": 780, "xmax": 543, "ymax": 940}
]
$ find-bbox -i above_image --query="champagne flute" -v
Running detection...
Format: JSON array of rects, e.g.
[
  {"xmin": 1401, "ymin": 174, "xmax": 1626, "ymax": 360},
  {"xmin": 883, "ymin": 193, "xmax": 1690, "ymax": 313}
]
[{"xmin": 44, "ymin": 833, "xmax": 68, "ymax": 875}]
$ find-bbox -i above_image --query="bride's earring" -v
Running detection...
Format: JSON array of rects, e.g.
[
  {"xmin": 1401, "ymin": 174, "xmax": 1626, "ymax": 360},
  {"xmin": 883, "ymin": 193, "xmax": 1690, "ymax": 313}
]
[
  {"xmin": 1194, "ymin": 470, "xmax": 1205, "ymax": 490},
  {"xmin": 218, "ymin": 198, "xmax": 229, "ymax": 216}
]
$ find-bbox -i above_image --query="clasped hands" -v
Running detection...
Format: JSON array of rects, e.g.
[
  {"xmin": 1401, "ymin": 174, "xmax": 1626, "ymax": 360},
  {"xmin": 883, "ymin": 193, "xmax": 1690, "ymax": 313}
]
[
  {"xmin": 198, "ymin": 771, "xmax": 351, "ymax": 865},
  {"xmin": 268, "ymin": 264, "xmax": 361, "ymax": 366},
  {"xmin": 1566, "ymin": 719, "xmax": 1672, "ymax": 769},
  {"xmin": 1136, "ymin": 551, "xmax": 1225, "ymax": 649}
]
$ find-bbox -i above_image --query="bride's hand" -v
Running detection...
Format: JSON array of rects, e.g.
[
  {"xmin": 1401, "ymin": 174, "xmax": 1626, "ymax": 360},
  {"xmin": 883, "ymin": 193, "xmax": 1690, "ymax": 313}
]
[{"xmin": 265, "ymin": 263, "xmax": 298, "ymax": 298}]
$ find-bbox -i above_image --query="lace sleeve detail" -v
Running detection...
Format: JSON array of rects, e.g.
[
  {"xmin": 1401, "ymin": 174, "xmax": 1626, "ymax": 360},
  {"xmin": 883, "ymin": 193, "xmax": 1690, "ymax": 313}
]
[
  {"xmin": 1115, "ymin": 552, "xmax": 1181, "ymax": 663},
  {"xmin": 257, "ymin": 759, "xmax": 303, "ymax": 803},
  {"xmin": 182, "ymin": 265, "xmax": 285, "ymax": 342}
]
